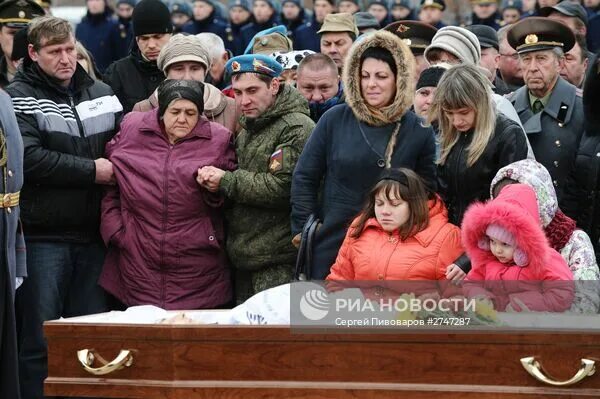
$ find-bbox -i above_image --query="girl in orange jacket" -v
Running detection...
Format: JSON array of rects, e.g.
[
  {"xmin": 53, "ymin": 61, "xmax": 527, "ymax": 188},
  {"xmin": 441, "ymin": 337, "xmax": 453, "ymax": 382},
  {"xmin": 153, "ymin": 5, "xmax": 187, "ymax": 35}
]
[{"xmin": 327, "ymin": 168, "xmax": 464, "ymax": 289}]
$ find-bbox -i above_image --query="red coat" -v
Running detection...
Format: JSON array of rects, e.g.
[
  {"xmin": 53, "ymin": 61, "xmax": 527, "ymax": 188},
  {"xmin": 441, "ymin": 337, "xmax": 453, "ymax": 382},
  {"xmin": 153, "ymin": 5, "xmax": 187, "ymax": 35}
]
[
  {"xmin": 462, "ymin": 184, "xmax": 574, "ymax": 312},
  {"xmin": 99, "ymin": 109, "xmax": 237, "ymax": 310},
  {"xmin": 327, "ymin": 198, "xmax": 463, "ymax": 296}
]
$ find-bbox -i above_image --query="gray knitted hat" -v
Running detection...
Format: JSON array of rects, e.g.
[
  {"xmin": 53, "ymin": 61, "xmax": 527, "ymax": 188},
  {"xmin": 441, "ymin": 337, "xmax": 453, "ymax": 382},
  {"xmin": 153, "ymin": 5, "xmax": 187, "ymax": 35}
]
[
  {"xmin": 424, "ymin": 26, "xmax": 481, "ymax": 65},
  {"xmin": 157, "ymin": 34, "xmax": 211, "ymax": 74}
]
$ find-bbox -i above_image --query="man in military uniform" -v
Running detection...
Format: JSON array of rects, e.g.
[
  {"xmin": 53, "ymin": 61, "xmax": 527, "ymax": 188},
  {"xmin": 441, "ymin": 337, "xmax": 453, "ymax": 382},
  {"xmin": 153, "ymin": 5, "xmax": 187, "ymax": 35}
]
[
  {"xmin": 0, "ymin": 0, "xmax": 44, "ymax": 87},
  {"xmin": 383, "ymin": 20, "xmax": 437, "ymax": 77},
  {"xmin": 507, "ymin": 17, "xmax": 585, "ymax": 213},
  {"xmin": 0, "ymin": 85, "xmax": 25, "ymax": 399},
  {"xmin": 418, "ymin": 0, "xmax": 446, "ymax": 29},
  {"xmin": 197, "ymin": 54, "xmax": 314, "ymax": 303},
  {"xmin": 470, "ymin": 0, "xmax": 502, "ymax": 30}
]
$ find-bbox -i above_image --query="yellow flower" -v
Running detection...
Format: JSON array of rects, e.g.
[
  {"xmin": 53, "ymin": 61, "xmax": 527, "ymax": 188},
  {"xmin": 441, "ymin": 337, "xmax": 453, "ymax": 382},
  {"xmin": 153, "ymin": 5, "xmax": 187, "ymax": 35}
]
[{"xmin": 475, "ymin": 298, "xmax": 497, "ymax": 321}]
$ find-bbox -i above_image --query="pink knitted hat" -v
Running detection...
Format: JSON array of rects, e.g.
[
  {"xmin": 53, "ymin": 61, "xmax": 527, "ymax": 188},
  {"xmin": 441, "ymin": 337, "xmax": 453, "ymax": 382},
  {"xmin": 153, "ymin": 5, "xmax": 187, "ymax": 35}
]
[{"xmin": 478, "ymin": 223, "xmax": 529, "ymax": 266}]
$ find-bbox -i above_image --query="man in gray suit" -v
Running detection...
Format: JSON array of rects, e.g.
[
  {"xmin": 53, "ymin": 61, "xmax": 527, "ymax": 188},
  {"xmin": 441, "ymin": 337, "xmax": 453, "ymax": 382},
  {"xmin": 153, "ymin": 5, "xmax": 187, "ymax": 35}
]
[{"xmin": 506, "ymin": 17, "xmax": 585, "ymax": 215}]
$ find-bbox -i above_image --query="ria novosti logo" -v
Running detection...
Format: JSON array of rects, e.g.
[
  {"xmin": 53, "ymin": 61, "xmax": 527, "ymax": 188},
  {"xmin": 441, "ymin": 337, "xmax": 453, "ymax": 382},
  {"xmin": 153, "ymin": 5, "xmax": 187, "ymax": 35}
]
[{"xmin": 299, "ymin": 288, "xmax": 330, "ymax": 321}]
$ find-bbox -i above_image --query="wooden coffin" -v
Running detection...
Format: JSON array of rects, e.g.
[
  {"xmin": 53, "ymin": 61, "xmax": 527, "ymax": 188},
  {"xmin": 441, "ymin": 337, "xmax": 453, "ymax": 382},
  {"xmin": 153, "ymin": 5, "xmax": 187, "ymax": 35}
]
[{"xmin": 44, "ymin": 312, "xmax": 600, "ymax": 399}]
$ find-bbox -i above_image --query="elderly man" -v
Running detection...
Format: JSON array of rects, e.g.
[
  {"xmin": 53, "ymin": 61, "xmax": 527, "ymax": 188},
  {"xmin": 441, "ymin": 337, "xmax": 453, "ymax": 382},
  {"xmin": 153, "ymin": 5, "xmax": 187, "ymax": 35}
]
[
  {"xmin": 104, "ymin": 0, "xmax": 173, "ymax": 113},
  {"xmin": 197, "ymin": 54, "xmax": 314, "ymax": 303},
  {"xmin": 197, "ymin": 32, "xmax": 230, "ymax": 90},
  {"xmin": 318, "ymin": 13, "xmax": 358, "ymax": 72},
  {"xmin": 506, "ymin": 17, "xmax": 585, "ymax": 211},
  {"xmin": 133, "ymin": 34, "xmax": 238, "ymax": 133},
  {"xmin": 296, "ymin": 53, "xmax": 344, "ymax": 122}
]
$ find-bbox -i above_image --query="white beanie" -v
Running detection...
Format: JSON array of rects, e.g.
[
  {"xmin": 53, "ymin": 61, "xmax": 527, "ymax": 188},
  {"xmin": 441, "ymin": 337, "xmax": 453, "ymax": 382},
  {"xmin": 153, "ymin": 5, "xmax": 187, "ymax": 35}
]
[{"xmin": 424, "ymin": 26, "xmax": 481, "ymax": 65}]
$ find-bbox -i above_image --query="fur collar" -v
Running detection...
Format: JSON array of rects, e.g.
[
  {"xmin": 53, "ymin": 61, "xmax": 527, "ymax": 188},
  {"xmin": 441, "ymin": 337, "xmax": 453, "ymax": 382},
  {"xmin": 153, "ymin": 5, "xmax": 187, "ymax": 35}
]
[{"xmin": 343, "ymin": 31, "xmax": 415, "ymax": 127}]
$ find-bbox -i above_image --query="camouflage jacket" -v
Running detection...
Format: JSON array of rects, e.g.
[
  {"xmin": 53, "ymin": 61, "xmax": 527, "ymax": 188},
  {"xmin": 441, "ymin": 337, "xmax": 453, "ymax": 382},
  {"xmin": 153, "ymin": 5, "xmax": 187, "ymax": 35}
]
[{"xmin": 220, "ymin": 84, "xmax": 314, "ymax": 270}]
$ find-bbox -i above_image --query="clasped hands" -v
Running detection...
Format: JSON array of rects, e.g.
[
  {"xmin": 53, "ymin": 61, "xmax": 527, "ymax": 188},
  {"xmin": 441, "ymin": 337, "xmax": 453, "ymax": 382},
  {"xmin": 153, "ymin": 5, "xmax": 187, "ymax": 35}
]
[{"xmin": 197, "ymin": 166, "xmax": 225, "ymax": 193}]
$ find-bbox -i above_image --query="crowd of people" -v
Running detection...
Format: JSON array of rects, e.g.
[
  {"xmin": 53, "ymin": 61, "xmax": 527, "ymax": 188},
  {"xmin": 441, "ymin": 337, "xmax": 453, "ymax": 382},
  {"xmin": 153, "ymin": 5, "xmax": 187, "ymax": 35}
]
[{"xmin": 0, "ymin": 0, "xmax": 600, "ymax": 397}]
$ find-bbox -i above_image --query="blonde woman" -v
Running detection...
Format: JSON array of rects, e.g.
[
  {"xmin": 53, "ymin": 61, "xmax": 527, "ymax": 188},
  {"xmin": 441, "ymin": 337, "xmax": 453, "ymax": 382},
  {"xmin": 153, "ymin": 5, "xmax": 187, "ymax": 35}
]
[
  {"xmin": 431, "ymin": 64, "xmax": 527, "ymax": 281},
  {"xmin": 75, "ymin": 41, "xmax": 99, "ymax": 80}
]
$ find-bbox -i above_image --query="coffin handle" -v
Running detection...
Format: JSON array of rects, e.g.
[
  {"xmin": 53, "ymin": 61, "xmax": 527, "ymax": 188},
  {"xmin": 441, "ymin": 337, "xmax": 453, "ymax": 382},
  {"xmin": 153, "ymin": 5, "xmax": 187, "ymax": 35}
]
[
  {"xmin": 520, "ymin": 356, "xmax": 596, "ymax": 387},
  {"xmin": 77, "ymin": 349, "xmax": 134, "ymax": 375}
]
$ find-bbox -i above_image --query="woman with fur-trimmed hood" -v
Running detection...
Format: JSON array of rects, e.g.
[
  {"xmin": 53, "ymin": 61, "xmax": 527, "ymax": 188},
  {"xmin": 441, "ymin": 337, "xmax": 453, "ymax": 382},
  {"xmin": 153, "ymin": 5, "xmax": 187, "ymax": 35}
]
[
  {"xmin": 462, "ymin": 184, "xmax": 574, "ymax": 312},
  {"xmin": 292, "ymin": 30, "xmax": 437, "ymax": 280}
]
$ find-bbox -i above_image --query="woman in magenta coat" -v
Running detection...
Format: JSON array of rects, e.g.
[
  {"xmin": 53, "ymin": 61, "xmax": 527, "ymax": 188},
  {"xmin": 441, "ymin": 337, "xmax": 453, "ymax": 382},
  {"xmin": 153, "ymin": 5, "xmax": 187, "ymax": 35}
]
[{"xmin": 100, "ymin": 80, "xmax": 236, "ymax": 310}]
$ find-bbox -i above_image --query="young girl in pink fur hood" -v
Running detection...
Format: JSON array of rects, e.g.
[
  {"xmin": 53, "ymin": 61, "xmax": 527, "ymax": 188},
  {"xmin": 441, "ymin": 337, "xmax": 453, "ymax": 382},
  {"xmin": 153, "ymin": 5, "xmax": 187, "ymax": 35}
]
[{"xmin": 461, "ymin": 183, "xmax": 574, "ymax": 312}]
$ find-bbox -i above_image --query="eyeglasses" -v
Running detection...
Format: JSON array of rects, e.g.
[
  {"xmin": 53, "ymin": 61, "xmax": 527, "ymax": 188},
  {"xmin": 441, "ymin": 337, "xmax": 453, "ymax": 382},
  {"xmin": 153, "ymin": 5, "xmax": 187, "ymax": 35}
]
[{"xmin": 500, "ymin": 53, "xmax": 519, "ymax": 60}]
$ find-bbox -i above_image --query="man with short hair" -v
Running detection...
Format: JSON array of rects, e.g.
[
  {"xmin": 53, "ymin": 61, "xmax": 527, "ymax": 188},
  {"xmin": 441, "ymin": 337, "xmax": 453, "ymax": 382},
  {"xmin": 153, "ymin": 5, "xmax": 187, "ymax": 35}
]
[
  {"xmin": 197, "ymin": 32, "xmax": 231, "ymax": 90},
  {"xmin": 294, "ymin": 0, "xmax": 335, "ymax": 52},
  {"xmin": 5, "ymin": 16, "xmax": 123, "ymax": 399},
  {"xmin": 133, "ymin": 34, "xmax": 238, "ymax": 133},
  {"xmin": 466, "ymin": 24, "xmax": 510, "ymax": 94},
  {"xmin": 318, "ymin": 12, "xmax": 357, "ymax": 72},
  {"xmin": 197, "ymin": 54, "xmax": 314, "ymax": 303},
  {"xmin": 561, "ymin": 33, "xmax": 589, "ymax": 89},
  {"xmin": 104, "ymin": 0, "xmax": 173, "ymax": 113},
  {"xmin": 0, "ymin": 0, "xmax": 45, "ymax": 87},
  {"xmin": 506, "ymin": 17, "xmax": 585, "ymax": 211},
  {"xmin": 497, "ymin": 24, "xmax": 524, "ymax": 91},
  {"xmin": 418, "ymin": 0, "xmax": 446, "ymax": 29},
  {"xmin": 296, "ymin": 53, "xmax": 344, "ymax": 122}
]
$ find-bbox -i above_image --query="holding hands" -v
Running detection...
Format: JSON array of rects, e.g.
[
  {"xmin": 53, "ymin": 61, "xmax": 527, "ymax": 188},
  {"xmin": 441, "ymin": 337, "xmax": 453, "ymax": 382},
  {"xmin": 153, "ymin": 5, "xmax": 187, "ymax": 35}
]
[{"xmin": 197, "ymin": 166, "xmax": 225, "ymax": 192}]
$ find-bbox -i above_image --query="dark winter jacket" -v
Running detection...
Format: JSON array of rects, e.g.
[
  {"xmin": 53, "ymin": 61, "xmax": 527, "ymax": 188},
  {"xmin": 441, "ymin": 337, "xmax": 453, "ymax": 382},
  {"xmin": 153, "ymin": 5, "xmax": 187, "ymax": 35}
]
[
  {"xmin": 225, "ymin": 20, "xmax": 253, "ymax": 55},
  {"xmin": 103, "ymin": 44, "xmax": 165, "ymax": 114},
  {"xmin": 283, "ymin": 8, "xmax": 310, "ymax": 43},
  {"xmin": 293, "ymin": 16, "xmax": 322, "ymax": 52},
  {"xmin": 470, "ymin": 12, "xmax": 502, "ymax": 30},
  {"xmin": 5, "ymin": 61, "xmax": 123, "ymax": 242},
  {"xmin": 291, "ymin": 31, "xmax": 437, "ymax": 280},
  {"xmin": 567, "ymin": 58, "xmax": 600, "ymax": 254},
  {"xmin": 99, "ymin": 109, "xmax": 236, "ymax": 310},
  {"xmin": 76, "ymin": 9, "xmax": 118, "ymax": 72},
  {"xmin": 110, "ymin": 16, "xmax": 134, "ymax": 62},
  {"xmin": 437, "ymin": 113, "xmax": 528, "ymax": 227},
  {"xmin": 240, "ymin": 16, "xmax": 281, "ymax": 52},
  {"xmin": 221, "ymin": 84, "xmax": 314, "ymax": 271},
  {"xmin": 181, "ymin": 10, "xmax": 229, "ymax": 43}
]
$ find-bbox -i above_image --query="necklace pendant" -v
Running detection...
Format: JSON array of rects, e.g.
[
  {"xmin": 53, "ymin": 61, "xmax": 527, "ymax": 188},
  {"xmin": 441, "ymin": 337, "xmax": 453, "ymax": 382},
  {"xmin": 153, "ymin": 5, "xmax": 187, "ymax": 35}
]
[{"xmin": 377, "ymin": 159, "xmax": 385, "ymax": 168}]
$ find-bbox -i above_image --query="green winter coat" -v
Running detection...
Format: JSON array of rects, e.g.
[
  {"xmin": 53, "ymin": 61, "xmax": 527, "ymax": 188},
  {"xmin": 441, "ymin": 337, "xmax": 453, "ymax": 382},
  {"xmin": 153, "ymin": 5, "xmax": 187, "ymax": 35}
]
[{"xmin": 220, "ymin": 84, "xmax": 315, "ymax": 271}]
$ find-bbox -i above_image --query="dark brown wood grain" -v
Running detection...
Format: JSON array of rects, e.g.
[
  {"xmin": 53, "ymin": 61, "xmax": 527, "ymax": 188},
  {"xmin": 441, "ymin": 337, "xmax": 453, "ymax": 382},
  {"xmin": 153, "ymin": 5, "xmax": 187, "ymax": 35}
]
[{"xmin": 44, "ymin": 323, "xmax": 600, "ymax": 398}]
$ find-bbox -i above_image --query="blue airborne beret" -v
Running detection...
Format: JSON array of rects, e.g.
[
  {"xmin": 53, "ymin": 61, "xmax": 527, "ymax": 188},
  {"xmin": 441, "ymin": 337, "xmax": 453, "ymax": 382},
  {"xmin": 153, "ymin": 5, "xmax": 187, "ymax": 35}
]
[{"xmin": 225, "ymin": 54, "xmax": 284, "ymax": 78}]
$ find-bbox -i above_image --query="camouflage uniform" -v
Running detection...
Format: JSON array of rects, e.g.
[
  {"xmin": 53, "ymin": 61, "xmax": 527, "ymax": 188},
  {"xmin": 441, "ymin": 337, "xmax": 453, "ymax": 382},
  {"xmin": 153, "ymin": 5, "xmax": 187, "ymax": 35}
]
[{"xmin": 220, "ymin": 84, "xmax": 314, "ymax": 303}]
